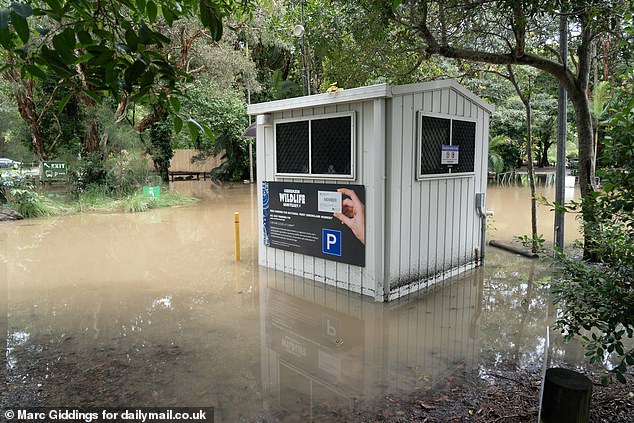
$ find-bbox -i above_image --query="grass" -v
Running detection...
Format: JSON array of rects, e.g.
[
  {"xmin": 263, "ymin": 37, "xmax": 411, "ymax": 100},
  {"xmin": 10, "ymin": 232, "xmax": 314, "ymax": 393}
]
[{"xmin": 8, "ymin": 187, "xmax": 199, "ymax": 218}]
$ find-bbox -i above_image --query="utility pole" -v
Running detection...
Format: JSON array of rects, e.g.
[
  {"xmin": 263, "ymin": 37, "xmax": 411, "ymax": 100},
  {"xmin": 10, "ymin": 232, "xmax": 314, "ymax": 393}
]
[
  {"xmin": 300, "ymin": 0, "xmax": 309, "ymax": 96},
  {"xmin": 554, "ymin": 9, "xmax": 568, "ymax": 251},
  {"xmin": 246, "ymin": 41, "xmax": 254, "ymax": 183}
]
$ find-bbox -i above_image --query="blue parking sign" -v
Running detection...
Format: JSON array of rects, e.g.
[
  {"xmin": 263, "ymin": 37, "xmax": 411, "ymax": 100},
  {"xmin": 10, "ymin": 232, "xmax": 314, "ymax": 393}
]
[{"xmin": 322, "ymin": 229, "xmax": 342, "ymax": 257}]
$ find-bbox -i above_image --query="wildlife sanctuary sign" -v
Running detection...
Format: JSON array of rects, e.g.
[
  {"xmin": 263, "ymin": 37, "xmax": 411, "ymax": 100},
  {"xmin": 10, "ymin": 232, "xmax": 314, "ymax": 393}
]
[{"xmin": 263, "ymin": 181, "xmax": 366, "ymax": 267}]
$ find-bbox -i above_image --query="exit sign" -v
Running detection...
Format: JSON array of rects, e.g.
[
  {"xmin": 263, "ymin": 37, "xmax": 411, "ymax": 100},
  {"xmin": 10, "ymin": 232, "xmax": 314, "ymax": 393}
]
[{"xmin": 42, "ymin": 162, "xmax": 67, "ymax": 180}]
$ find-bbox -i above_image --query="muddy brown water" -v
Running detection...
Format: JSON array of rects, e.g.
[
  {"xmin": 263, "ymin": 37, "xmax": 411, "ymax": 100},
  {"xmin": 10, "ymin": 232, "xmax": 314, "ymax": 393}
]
[{"xmin": 0, "ymin": 182, "xmax": 601, "ymax": 422}]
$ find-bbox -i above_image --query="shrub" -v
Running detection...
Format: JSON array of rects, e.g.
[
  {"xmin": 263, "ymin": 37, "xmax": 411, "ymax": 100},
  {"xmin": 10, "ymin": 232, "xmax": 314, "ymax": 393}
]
[{"xmin": 552, "ymin": 74, "xmax": 634, "ymax": 384}]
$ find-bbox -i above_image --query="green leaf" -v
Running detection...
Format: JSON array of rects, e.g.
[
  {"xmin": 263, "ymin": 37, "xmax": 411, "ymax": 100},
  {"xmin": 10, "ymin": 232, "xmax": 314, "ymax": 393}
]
[
  {"xmin": 0, "ymin": 27, "xmax": 15, "ymax": 49},
  {"xmin": 10, "ymin": 2, "xmax": 33, "ymax": 18},
  {"xmin": 52, "ymin": 32, "xmax": 75, "ymax": 62},
  {"xmin": 44, "ymin": 0, "xmax": 63, "ymax": 15},
  {"xmin": 0, "ymin": 9, "xmax": 10, "ymax": 30},
  {"xmin": 124, "ymin": 58, "xmax": 148, "ymax": 84},
  {"xmin": 173, "ymin": 116, "xmax": 183, "ymax": 134},
  {"xmin": 88, "ymin": 50, "xmax": 114, "ymax": 66},
  {"xmin": 125, "ymin": 29, "xmax": 138, "ymax": 52},
  {"xmin": 163, "ymin": 7, "xmax": 175, "ymax": 25},
  {"xmin": 615, "ymin": 371, "xmax": 626, "ymax": 384},
  {"xmin": 104, "ymin": 64, "xmax": 117, "ymax": 84},
  {"xmin": 57, "ymin": 93, "xmax": 72, "ymax": 114},
  {"xmin": 25, "ymin": 64, "xmax": 46, "ymax": 78},
  {"xmin": 83, "ymin": 89, "xmax": 103, "ymax": 104},
  {"xmin": 187, "ymin": 119, "xmax": 201, "ymax": 140},
  {"xmin": 135, "ymin": 0, "xmax": 146, "ymax": 12},
  {"xmin": 202, "ymin": 123, "xmax": 214, "ymax": 141},
  {"xmin": 138, "ymin": 24, "xmax": 151, "ymax": 44},
  {"xmin": 11, "ymin": 12, "xmax": 29, "ymax": 43},
  {"xmin": 77, "ymin": 30, "xmax": 92, "ymax": 45},
  {"xmin": 199, "ymin": 0, "xmax": 223, "ymax": 41},
  {"xmin": 146, "ymin": 1, "xmax": 157, "ymax": 23},
  {"xmin": 169, "ymin": 96, "xmax": 181, "ymax": 113}
]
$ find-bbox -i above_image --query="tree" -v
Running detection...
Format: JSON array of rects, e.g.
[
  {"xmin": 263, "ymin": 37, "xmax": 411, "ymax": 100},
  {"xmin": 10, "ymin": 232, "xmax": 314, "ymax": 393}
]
[
  {"xmin": 493, "ymin": 65, "xmax": 541, "ymax": 253},
  {"xmin": 354, "ymin": 0, "xmax": 629, "ymax": 251},
  {"xmin": 147, "ymin": 118, "xmax": 173, "ymax": 182},
  {"xmin": 553, "ymin": 70, "xmax": 634, "ymax": 383},
  {"xmin": 0, "ymin": 0, "xmax": 255, "ymax": 162}
]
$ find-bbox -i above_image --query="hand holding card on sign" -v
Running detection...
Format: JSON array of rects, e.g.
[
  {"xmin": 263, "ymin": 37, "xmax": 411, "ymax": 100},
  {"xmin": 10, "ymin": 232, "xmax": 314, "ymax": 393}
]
[
  {"xmin": 318, "ymin": 191, "xmax": 342, "ymax": 213},
  {"xmin": 334, "ymin": 188, "xmax": 365, "ymax": 245}
]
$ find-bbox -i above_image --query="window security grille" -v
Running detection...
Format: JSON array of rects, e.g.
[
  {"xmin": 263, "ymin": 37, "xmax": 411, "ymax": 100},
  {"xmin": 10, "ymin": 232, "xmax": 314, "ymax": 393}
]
[
  {"xmin": 451, "ymin": 120, "xmax": 476, "ymax": 173},
  {"xmin": 276, "ymin": 121, "xmax": 309, "ymax": 174},
  {"xmin": 419, "ymin": 115, "xmax": 476, "ymax": 177},
  {"xmin": 311, "ymin": 116, "xmax": 352, "ymax": 175},
  {"xmin": 275, "ymin": 113, "xmax": 354, "ymax": 178},
  {"xmin": 420, "ymin": 116, "xmax": 451, "ymax": 175}
]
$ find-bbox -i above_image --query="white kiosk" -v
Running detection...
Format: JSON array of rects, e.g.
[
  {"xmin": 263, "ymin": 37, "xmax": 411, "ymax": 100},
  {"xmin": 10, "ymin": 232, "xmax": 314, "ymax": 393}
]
[{"xmin": 248, "ymin": 80, "xmax": 494, "ymax": 301}]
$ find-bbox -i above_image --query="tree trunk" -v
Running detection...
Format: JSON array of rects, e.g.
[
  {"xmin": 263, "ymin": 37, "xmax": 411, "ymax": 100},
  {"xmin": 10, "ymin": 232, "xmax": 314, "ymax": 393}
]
[
  {"xmin": 83, "ymin": 119, "xmax": 100, "ymax": 155},
  {"xmin": 570, "ymin": 87, "xmax": 596, "ymax": 259},
  {"xmin": 524, "ymin": 100, "xmax": 539, "ymax": 253},
  {"xmin": 30, "ymin": 124, "xmax": 47, "ymax": 163},
  {"xmin": 11, "ymin": 79, "xmax": 47, "ymax": 163}
]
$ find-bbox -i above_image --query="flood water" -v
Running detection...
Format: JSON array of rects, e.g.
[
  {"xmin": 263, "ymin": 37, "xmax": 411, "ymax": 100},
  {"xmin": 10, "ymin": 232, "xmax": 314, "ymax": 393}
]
[{"xmin": 0, "ymin": 182, "xmax": 597, "ymax": 421}]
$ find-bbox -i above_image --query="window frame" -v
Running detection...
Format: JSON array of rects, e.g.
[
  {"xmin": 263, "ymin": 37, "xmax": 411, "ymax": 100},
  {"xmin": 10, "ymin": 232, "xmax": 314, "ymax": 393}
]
[
  {"xmin": 274, "ymin": 111, "xmax": 356, "ymax": 180},
  {"xmin": 416, "ymin": 111, "xmax": 478, "ymax": 180}
]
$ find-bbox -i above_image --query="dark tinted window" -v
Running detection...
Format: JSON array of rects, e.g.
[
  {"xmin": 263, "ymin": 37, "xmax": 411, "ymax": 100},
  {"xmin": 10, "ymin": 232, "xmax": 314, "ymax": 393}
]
[
  {"xmin": 276, "ymin": 121, "xmax": 309, "ymax": 174},
  {"xmin": 420, "ymin": 116, "xmax": 450, "ymax": 175},
  {"xmin": 451, "ymin": 120, "xmax": 476, "ymax": 173},
  {"xmin": 311, "ymin": 116, "xmax": 352, "ymax": 175}
]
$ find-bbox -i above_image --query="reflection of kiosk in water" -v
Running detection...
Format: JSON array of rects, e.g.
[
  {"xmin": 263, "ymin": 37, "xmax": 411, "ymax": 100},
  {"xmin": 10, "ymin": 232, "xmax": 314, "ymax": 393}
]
[
  {"xmin": 248, "ymin": 80, "xmax": 494, "ymax": 301},
  {"xmin": 259, "ymin": 268, "xmax": 483, "ymax": 419}
]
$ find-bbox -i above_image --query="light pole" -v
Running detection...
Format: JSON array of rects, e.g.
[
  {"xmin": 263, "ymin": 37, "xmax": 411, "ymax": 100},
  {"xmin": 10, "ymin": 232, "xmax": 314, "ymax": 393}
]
[{"xmin": 294, "ymin": 0, "xmax": 310, "ymax": 96}]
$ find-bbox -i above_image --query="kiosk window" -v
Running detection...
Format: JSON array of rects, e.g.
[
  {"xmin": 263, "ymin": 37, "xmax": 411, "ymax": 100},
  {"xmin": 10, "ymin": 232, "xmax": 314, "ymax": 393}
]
[
  {"xmin": 276, "ymin": 121, "xmax": 309, "ymax": 174},
  {"xmin": 451, "ymin": 120, "xmax": 476, "ymax": 173},
  {"xmin": 418, "ymin": 115, "xmax": 476, "ymax": 177},
  {"xmin": 311, "ymin": 116, "xmax": 352, "ymax": 175},
  {"xmin": 275, "ymin": 113, "xmax": 355, "ymax": 178}
]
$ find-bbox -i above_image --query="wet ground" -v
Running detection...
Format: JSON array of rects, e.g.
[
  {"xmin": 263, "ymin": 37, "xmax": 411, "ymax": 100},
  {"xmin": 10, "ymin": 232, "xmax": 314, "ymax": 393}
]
[{"xmin": 0, "ymin": 182, "xmax": 627, "ymax": 422}]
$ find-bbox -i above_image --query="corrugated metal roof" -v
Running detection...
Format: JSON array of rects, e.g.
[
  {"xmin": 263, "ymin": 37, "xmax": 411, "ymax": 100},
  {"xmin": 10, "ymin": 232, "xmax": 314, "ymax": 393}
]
[{"xmin": 246, "ymin": 79, "xmax": 495, "ymax": 115}]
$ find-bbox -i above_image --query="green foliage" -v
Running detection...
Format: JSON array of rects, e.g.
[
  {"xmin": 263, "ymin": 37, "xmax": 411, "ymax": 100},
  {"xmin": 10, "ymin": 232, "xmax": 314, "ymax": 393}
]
[
  {"xmin": 489, "ymin": 135, "xmax": 521, "ymax": 173},
  {"xmin": 123, "ymin": 190, "xmax": 198, "ymax": 212},
  {"xmin": 8, "ymin": 187, "xmax": 52, "ymax": 218},
  {"xmin": 2, "ymin": 176, "xmax": 61, "ymax": 218},
  {"xmin": 514, "ymin": 233, "xmax": 545, "ymax": 253},
  {"xmin": 175, "ymin": 81, "xmax": 249, "ymax": 181},
  {"xmin": 70, "ymin": 148, "xmax": 153, "ymax": 197},
  {"xmin": 0, "ymin": 1, "xmax": 256, "ymax": 146},
  {"xmin": 147, "ymin": 119, "xmax": 173, "ymax": 182},
  {"xmin": 0, "ymin": 169, "xmax": 24, "ymax": 203},
  {"xmin": 123, "ymin": 192, "xmax": 153, "ymax": 213},
  {"xmin": 553, "ymin": 73, "xmax": 634, "ymax": 383}
]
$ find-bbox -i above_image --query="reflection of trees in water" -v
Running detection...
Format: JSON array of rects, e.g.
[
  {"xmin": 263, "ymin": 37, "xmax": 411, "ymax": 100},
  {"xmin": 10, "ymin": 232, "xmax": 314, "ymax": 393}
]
[{"xmin": 479, "ymin": 250, "xmax": 552, "ymax": 372}]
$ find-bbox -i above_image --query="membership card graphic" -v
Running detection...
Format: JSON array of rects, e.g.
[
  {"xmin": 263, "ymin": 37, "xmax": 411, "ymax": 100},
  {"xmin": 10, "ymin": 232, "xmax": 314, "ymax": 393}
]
[{"xmin": 263, "ymin": 181, "xmax": 365, "ymax": 267}]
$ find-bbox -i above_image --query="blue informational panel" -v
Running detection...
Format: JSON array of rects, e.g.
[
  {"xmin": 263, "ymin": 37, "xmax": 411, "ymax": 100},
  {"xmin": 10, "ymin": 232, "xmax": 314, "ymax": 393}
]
[{"xmin": 263, "ymin": 181, "xmax": 365, "ymax": 267}]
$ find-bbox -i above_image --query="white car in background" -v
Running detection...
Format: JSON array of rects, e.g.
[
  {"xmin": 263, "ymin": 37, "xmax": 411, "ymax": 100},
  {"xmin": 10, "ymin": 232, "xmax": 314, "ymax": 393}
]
[{"xmin": 0, "ymin": 158, "xmax": 20, "ymax": 169}]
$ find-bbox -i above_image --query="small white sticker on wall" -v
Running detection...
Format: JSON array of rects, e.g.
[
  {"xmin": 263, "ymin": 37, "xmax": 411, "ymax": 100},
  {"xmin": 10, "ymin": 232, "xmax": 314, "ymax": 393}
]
[
  {"xmin": 318, "ymin": 191, "xmax": 342, "ymax": 213},
  {"xmin": 441, "ymin": 144, "xmax": 459, "ymax": 165}
]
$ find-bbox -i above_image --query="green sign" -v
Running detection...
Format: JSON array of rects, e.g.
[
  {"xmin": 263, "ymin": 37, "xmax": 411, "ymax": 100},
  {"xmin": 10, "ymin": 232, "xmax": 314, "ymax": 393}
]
[
  {"xmin": 143, "ymin": 185, "xmax": 161, "ymax": 199},
  {"xmin": 42, "ymin": 162, "xmax": 67, "ymax": 180}
]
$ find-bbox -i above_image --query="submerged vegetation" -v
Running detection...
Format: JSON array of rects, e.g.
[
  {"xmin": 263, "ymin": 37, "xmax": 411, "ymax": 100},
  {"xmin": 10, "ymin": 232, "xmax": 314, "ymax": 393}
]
[{"xmin": 7, "ymin": 185, "xmax": 198, "ymax": 218}]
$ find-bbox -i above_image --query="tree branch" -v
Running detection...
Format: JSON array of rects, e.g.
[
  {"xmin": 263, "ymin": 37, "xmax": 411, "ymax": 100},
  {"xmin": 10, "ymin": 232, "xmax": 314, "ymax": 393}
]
[
  {"xmin": 576, "ymin": 10, "xmax": 593, "ymax": 88},
  {"xmin": 36, "ymin": 83, "xmax": 62, "ymax": 126},
  {"xmin": 48, "ymin": 113, "xmax": 63, "ymax": 152}
]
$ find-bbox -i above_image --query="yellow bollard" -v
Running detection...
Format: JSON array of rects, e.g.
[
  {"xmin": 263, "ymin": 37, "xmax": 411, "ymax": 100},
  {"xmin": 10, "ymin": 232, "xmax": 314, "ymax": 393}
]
[{"xmin": 234, "ymin": 212, "xmax": 240, "ymax": 261}]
